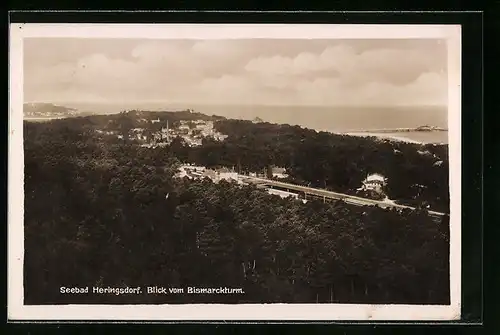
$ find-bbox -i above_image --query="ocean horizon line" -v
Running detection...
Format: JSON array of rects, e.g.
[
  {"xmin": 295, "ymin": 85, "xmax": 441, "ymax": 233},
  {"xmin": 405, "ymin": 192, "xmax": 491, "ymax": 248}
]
[{"xmin": 23, "ymin": 101, "xmax": 448, "ymax": 110}]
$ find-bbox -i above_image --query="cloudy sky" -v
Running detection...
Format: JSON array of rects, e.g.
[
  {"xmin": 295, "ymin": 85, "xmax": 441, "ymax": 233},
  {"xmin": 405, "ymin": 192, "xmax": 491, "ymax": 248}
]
[{"xmin": 23, "ymin": 38, "xmax": 447, "ymax": 106}]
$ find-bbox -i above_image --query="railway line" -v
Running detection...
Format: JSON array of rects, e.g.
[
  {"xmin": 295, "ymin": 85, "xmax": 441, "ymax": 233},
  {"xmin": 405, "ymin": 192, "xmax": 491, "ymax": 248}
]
[{"xmin": 241, "ymin": 176, "xmax": 447, "ymax": 220}]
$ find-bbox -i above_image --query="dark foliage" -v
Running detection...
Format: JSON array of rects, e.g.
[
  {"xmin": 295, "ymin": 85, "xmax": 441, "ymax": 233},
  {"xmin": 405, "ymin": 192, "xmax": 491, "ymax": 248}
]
[
  {"xmin": 23, "ymin": 117, "xmax": 450, "ymax": 305},
  {"xmin": 180, "ymin": 120, "xmax": 449, "ymax": 213}
]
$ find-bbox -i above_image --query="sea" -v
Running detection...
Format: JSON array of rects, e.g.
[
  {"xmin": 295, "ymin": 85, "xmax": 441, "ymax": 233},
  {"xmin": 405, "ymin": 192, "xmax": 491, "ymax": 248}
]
[{"xmin": 27, "ymin": 103, "xmax": 449, "ymax": 145}]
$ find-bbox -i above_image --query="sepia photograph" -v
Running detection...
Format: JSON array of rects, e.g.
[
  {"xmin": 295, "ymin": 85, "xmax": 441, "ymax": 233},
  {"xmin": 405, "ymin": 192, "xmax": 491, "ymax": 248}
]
[{"xmin": 8, "ymin": 23, "xmax": 461, "ymax": 321}]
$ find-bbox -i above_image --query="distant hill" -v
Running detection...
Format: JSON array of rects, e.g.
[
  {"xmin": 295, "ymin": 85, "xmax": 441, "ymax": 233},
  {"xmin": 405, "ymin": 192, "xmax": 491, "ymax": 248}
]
[
  {"xmin": 415, "ymin": 125, "xmax": 447, "ymax": 132},
  {"xmin": 23, "ymin": 103, "xmax": 93, "ymax": 118}
]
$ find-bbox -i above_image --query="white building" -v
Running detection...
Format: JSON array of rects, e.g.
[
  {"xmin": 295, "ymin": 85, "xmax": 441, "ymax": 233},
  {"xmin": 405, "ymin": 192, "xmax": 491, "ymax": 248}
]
[
  {"xmin": 217, "ymin": 171, "xmax": 239, "ymax": 182},
  {"xmin": 180, "ymin": 165, "xmax": 205, "ymax": 173},
  {"xmin": 201, "ymin": 129, "xmax": 214, "ymax": 137},
  {"xmin": 181, "ymin": 136, "xmax": 202, "ymax": 147},
  {"xmin": 208, "ymin": 167, "xmax": 239, "ymax": 183},
  {"xmin": 135, "ymin": 133, "xmax": 147, "ymax": 141},
  {"xmin": 176, "ymin": 165, "xmax": 207, "ymax": 179},
  {"xmin": 358, "ymin": 173, "xmax": 387, "ymax": 193},
  {"xmin": 214, "ymin": 134, "xmax": 228, "ymax": 141},
  {"xmin": 417, "ymin": 150, "xmax": 432, "ymax": 156},
  {"xmin": 267, "ymin": 188, "xmax": 299, "ymax": 199},
  {"xmin": 272, "ymin": 167, "xmax": 288, "ymax": 179}
]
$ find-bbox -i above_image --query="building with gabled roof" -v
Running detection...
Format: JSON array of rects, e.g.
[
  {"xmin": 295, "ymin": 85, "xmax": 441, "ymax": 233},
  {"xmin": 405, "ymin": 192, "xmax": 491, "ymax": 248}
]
[{"xmin": 358, "ymin": 173, "xmax": 387, "ymax": 193}]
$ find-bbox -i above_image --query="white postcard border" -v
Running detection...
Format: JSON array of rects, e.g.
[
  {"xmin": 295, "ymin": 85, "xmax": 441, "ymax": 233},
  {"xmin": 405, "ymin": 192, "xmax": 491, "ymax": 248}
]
[{"xmin": 8, "ymin": 23, "xmax": 462, "ymax": 321}]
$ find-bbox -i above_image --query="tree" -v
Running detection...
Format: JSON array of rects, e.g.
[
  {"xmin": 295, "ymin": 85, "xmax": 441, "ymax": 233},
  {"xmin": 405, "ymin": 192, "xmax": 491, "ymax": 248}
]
[{"xmin": 23, "ymin": 115, "xmax": 450, "ymax": 305}]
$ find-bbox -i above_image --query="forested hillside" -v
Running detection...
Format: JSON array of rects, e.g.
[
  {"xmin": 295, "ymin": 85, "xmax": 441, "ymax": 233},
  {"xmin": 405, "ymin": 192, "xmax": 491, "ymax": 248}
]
[
  {"xmin": 44, "ymin": 111, "xmax": 449, "ymax": 214},
  {"xmin": 184, "ymin": 119, "xmax": 449, "ymax": 212},
  {"xmin": 23, "ymin": 117, "xmax": 450, "ymax": 305}
]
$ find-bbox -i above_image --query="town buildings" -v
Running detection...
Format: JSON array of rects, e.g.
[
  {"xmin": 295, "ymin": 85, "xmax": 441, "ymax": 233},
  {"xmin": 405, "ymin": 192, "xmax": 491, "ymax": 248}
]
[
  {"xmin": 176, "ymin": 165, "xmax": 244, "ymax": 184},
  {"xmin": 106, "ymin": 118, "xmax": 228, "ymax": 148}
]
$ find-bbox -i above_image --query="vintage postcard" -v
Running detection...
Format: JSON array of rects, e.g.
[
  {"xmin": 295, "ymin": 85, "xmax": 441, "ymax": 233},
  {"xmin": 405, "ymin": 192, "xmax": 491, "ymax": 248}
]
[{"xmin": 8, "ymin": 23, "xmax": 461, "ymax": 321}]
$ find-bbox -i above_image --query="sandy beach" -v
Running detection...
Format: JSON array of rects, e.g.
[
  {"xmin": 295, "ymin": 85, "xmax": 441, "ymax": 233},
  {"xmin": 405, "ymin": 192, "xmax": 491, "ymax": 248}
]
[{"xmin": 343, "ymin": 132, "xmax": 424, "ymax": 144}]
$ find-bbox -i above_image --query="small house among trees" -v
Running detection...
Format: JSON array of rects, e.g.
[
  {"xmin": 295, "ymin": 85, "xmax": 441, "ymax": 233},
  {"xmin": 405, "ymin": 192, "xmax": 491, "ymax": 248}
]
[{"xmin": 358, "ymin": 173, "xmax": 387, "ymax": 193}]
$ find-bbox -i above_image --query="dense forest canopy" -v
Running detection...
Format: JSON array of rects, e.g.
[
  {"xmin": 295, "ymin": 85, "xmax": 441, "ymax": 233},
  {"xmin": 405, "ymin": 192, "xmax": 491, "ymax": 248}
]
[
  {"xmin": 23, "ymin": 112, "xmax": 450, "ymax": 305},
  {"xmin": 183, "ymin": 119, "xmax": 448, "ymax": 212}
]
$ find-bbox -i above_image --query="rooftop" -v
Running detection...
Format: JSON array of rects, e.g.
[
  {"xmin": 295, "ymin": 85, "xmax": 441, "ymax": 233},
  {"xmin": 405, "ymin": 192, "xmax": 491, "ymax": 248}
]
[
  {"xmin": 365, "ymin": 173, "xmax": 387, "ymax": 183},
  {"xmin": 216, "ymin": 167, "xmax": 236, "ymax": 173}
]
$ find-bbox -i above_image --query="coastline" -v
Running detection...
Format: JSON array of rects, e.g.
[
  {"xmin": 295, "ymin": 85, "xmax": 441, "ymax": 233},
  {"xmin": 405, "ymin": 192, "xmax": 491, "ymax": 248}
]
[
  {"xmin": 23, "ymin": 113, "xmax": 446, "ymax": 146},
  {"xmin": 343, "ymin": 131, "xmax": 447, "ymax": 145},
  {"xmin": 343, "ymin": 132, "xmax": 425, "ymax": 144},
  {"xmin": 24, "ymin": 117, "xmax": 64, "ymax": 120}
]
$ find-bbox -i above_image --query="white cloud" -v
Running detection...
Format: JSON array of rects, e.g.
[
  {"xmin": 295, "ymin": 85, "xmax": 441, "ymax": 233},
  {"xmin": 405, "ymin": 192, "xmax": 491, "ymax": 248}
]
[
  {"xmin": 241, "ymin": 44, "xmax": 447, "ymax": 106},
  {"xmin": 245, "ymin": 55, "xmax": 294, "ymax": 75},
  {"xmin": 24, "ymin": 39, "xmax": 447, "ymax": 106},
  {"xmin": 287, "ymin": 72, "xmax": 446, "ymax": 106},
  {"xmin": 245, "ymin": 45, "xmax": 442, "ymax": 84},
  {"xmin": 193, "ymin": 75, "xmax": 259, "ymax": 105}
]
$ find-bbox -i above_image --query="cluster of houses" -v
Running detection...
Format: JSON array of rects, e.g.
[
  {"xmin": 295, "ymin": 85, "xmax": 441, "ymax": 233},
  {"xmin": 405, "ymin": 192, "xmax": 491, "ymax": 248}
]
[
  {"xmin": 175, "ymin": 164, "xmax": 391, "ymax": 204},
  {"xmin": 176, "ymin": 164, "xmax": 242, "ymax": 184},
  {"xmin": 96, "ymin": 118, "xmax": 229, "ymax": 148},
  {"xmin": 175, "ymin": 164, "xmax": 306, "ymax": 202},
  {"xmin": 181, "ymin": 120, "xmax": 229, "ymax": 143},
  {"xmin": 175, "ymin": 164, "xmax": 290, "ymax": 184},
  {"xmin": 94, "ymin": 114, "xmax": 405, "ymax": 205}
]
